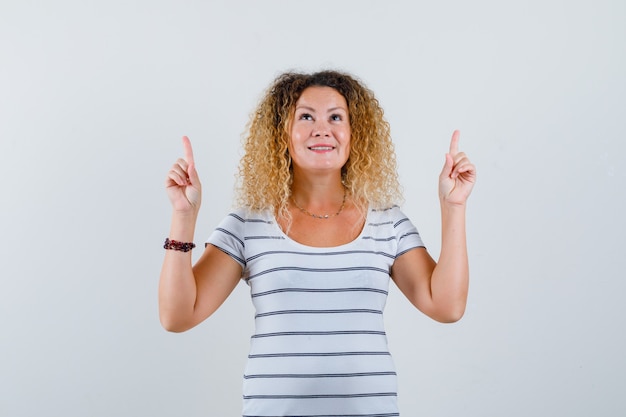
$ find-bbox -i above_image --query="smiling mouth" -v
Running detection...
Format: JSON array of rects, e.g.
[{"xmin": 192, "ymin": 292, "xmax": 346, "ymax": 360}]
[{"xmin": 308, "ymin": 146, "xmax": 335, "ymax": 151}]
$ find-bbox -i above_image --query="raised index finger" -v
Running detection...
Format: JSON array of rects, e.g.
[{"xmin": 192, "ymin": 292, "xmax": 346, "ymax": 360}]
[
  {"xmin": 449, "ymin": 130, "xmax": 460, "ymax": 155},
  {"xmin": 182, "ymin": 135, "xmax": 195, "ymax": 165}
]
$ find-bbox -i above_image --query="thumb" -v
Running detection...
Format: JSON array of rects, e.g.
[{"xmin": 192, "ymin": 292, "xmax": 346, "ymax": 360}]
[
  {"xmin": 440, "ymin": 153, "xmax": 454, "ymax": 179},
  {"xmin": 187, "ymin": 162, "xmax": 201, "ymax": 187}
]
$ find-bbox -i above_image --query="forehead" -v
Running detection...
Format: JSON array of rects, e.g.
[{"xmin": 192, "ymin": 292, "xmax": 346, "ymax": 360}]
[{"xmin": 296, "ymin": 86, "xmax": 348, "ymax": 110}]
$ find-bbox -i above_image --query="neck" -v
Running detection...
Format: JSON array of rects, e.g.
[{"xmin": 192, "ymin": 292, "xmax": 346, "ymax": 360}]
[
  {"xmin": 291, "ymin": 175, "xmax": 344, "ymax": 202},
  {"xmin": 290, "ymin": 174, "xmax": 346, "ymax": 217}
]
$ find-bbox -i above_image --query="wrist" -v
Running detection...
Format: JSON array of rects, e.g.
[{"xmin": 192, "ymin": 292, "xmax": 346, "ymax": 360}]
[
  {"xmin": 169, "ymin": 211, "xmax": 199, "ymax": 242},
  {"xmin": 439, "ymin": 197, "xmax": 467, "ymax": 210},
  {"xmin": 163, "ymin": 238, "xmax": 196, "ymax": 252},
  {"xmin": 439, "ymin": 200, "xmax": 467, "ymax": 224},
  {"xmin": 171, "ymin": 208, "xmax": 199, "ymax": 222}
]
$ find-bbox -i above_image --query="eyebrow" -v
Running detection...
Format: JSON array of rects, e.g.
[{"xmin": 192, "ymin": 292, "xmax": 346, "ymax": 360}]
[{"xmin": 295, "ymin": 105, "xmax": 347, "ymax": 113}]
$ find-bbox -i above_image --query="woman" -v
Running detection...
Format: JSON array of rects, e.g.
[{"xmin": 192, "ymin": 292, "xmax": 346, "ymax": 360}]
[{"xmin": 159, "ymin": 70, "xmax": 476, "ymax": 416}]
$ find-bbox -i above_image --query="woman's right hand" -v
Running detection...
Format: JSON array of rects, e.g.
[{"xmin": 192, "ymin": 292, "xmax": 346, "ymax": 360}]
[{"xmin": 165, "ymin": 136, "xmax": 202, "ymax": 215}]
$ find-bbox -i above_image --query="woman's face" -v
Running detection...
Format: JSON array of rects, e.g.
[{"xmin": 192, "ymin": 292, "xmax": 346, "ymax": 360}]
[{"xmin": 288, "ymin": 86, "xmax": 351, "ymax": 176}]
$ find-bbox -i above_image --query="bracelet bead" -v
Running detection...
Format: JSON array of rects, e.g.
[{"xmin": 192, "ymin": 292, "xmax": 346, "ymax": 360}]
[{"xmin": 163, "ymin": 238, "xmax": 196, "ymax": 252}]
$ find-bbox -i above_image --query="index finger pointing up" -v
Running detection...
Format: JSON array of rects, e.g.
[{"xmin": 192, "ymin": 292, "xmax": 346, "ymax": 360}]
[
  {"xmin": 449, "ymin": 130, "xmax": 460, "ymax": 155},
  {"xmin": 182, "ymin": 135, "xmax": 195, "ymax": 165}
]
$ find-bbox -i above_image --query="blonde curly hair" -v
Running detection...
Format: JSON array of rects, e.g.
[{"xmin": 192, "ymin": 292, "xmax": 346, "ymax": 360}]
[{"xmin": 236, "ymin": 70, "xmax": 402, "ymax": 220}]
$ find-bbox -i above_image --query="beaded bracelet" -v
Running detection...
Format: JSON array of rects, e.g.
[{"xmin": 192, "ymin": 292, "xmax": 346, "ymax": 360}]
[{"xmin": 163, "ymin": 238, "xmax": 196, "ymax": 252}]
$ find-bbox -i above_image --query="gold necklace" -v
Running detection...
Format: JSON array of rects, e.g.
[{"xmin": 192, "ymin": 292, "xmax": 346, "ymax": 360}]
[{"xmin": 292, "ymin": 188, "xmax": 347, "ymax": 219}]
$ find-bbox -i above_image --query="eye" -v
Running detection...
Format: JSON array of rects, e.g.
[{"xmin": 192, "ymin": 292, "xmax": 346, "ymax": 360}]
[
  {"xmin": 299, "ymin": 113, "xmax": 313, "ymax": 121},
  {"xmin": 330, "ymin": 114, "xmax": 343, "ymax": 122}
]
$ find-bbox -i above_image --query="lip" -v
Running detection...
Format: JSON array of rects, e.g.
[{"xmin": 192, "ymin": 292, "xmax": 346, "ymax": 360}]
[{"xmin": 307, "ymin": 143, "xmax": 336, "ymax": 152}]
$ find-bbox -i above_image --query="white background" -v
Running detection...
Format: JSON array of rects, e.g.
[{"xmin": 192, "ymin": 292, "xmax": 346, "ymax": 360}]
[{"xmin": 1, "ymin": 1, "xmax": 625, "ymax": 416}]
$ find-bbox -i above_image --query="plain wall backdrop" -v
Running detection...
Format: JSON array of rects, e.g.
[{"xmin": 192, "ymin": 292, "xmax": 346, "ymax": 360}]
[{"xmin": 1, "ymin": 0, "xmax": 625, "ymax": 416}]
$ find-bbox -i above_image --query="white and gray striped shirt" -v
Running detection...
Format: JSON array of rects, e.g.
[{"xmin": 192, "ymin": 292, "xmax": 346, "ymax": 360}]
[{"xmin": 207, "ymin": 205, "xmax": 424, "ymax": 417}]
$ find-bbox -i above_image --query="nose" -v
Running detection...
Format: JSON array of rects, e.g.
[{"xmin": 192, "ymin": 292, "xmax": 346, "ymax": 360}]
[{"xmin": 313, "ymin": 119, "xmax": 330, "ymax": 137}]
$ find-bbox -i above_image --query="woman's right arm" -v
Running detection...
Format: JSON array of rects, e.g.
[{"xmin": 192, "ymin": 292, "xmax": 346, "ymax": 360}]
[{"xmin": 158, "ymin": 136, "xmax": 242, "ymax": 332}]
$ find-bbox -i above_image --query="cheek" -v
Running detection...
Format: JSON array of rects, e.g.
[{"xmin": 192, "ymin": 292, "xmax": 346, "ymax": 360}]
[
  {"xmin": 342, "ymin": 136, "xmax": 351, "ymax": 160},
  {"xmin": 344, "ymin": 125, "xmax": 352, "ymax": 141},
  {"xmin": 342, "ymin": 130, "xmax": 352, "ymax": 148},
  {"xmin": 290, "ymin": 126, "xmax": 306, "ymax": 145}
]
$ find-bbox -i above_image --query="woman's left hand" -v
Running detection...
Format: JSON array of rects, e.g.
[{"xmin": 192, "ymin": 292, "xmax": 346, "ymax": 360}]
[{"xmin": 439, "ymin": 130, "xmax": 476, "ymax": 206}]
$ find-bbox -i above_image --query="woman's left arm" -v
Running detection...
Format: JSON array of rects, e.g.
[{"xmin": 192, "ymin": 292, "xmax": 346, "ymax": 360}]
[{"xmin": 391, "ymin": 130, "xmax": 476, "ymax": 323}]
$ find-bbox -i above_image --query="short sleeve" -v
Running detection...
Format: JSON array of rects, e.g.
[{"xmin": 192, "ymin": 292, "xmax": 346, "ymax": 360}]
[
  {"xmin": 206, "ymin": 211, "xmax": 247, "ymax": 268},
  {"xmin": 391, "ymin": 206, "xmax": 425, "ymax": 257}
]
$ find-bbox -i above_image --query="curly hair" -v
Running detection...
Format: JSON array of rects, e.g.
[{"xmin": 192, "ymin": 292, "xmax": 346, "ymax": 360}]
[{"xmin": 236, "ymin": 70, "xmax": 402, "ymax": 220}]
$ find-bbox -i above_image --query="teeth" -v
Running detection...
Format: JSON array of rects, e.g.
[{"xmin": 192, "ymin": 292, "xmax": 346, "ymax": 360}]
[{"xmin": 309, "ymin": 146, "xmax": 333, "ymax": 150}]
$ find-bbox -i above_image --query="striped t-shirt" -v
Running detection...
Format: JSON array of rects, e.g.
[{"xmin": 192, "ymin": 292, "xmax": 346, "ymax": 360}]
[{"xmin": 206, "ymin": 205, "xmax": 425, "ymax": 417}]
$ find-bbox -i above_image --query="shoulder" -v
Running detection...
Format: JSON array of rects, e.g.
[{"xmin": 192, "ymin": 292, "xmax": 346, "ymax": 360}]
[
  {"xmin": 219, "ymin": 207, "xmax": 273, "ymax": 224},
  {"xmin": 364, "ymin": 205, "xmax": 414, "ymax": 239},
  {"xmin": 366, "ymin": 205, "xmax": 423, "ymax": 250},
  {"xmin": 368, "ymin": 205, "xmax": 410, "ymax": 223},
  {"xmin": 206, "ymin": 208, "xmax": 276, "ymax": 262},
  {"xmin": 212, "ymin": 207, "xmax": 276, "ymax": 237}
]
